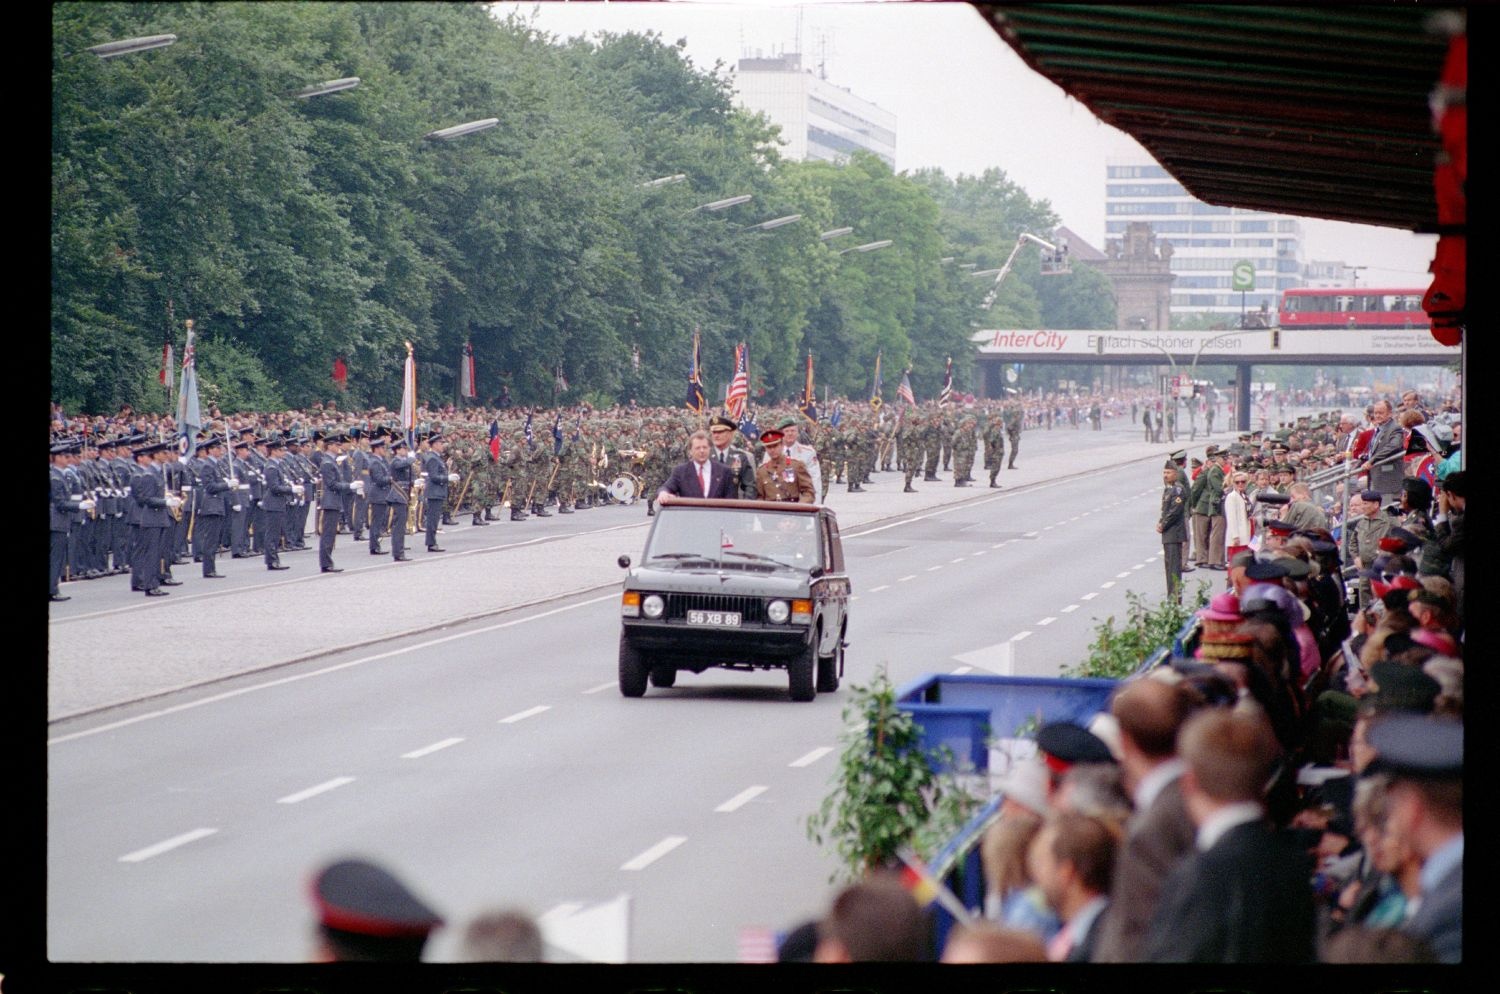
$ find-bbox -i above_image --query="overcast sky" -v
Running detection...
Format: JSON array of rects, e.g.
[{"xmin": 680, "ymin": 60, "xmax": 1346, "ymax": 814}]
[{"xmin": 492, "ymin": 0, "xmax": 1438, "ymax": 286}]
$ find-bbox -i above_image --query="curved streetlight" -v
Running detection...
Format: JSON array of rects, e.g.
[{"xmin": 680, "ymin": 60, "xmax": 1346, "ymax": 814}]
[
  {"xmin": 641, "ymin": 173, "xmax": 687, "ymax": 188},
  {"xmin": 296, "ymin": 77, "xmax": 361, "ymax": 99},
  {"xmin": 742, "ymin": 213, "xmax": 802, "ymax": 232},
  {"xmin": 971, "ymin": 268, "xmax": 1002, "ymax": 278},
  {"xmin": 819, "ymin": 226, "xmax": 854, "ymax": 241},
  {"xmin": 693, "ymin": 194, "xmax": 752, "ymax": 212},
  {"xmin": 86, "ymin": 34, "xmax": 177, "ymax": 58},
  {"xmin": 835, "ymin": 239, "xmax": 893, "ymax": 256},
  {"xmin": 424, "ymin": 117, "xmax": 499, "ymax": 141}
]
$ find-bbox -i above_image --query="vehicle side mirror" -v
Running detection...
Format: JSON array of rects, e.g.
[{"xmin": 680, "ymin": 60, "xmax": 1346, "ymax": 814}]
[
  {"xmin": 618, "ymin": 554, "xmax": 631, "ymax": 569},
  {"xmin": 809, "ymin": 565, "xmax": 824, "ymax": 578}
]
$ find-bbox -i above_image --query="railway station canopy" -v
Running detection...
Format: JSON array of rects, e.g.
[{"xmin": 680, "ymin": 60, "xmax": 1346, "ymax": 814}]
[{"xmin": 978, "ymin": 4, "xmax": 1455, "ymax": 232}]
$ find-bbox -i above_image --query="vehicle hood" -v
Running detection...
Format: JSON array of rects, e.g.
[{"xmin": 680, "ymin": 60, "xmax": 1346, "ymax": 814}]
[{"xmin": 625, "ymin": 563, "xmax": 810, "ymax": 596}]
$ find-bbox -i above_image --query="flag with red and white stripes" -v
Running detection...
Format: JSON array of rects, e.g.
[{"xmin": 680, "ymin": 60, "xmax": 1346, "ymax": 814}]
[
  {"xmin": 897, "ymin": 368, "xmax": 916, "ymax": 405},
  {"xmin": 725, "ymin": 343, "xmax": 749, "ymax": 420}
]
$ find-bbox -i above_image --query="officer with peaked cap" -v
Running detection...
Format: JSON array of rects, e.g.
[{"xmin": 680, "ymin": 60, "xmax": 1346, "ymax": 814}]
[
  {"xmin": 1364, "ymin": 714, "xmax": 1462, "ymax": 962},
  {"xmin": 259, "ymin": 436, "xmax": 293, "ymax": 571},
  {"xmin": 309, "ymin": 857, "xmax": 444, "ymax": 962}
]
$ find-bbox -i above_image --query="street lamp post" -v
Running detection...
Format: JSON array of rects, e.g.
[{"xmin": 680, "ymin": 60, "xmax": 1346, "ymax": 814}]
[
  {"xmin": 834, "ymin": 239, "xmax": 892, "ymax": 256},
  {"xmin": 819, "ymin": 227, "xmax": 854, "ymax": 241},
  {"xmin": 86, "ymin": 34, "xmax": 177, "ymax": 58},
  {"xmin": 742, "ymin": 213, "xmax": 802, "ymax": 233},
  {"xmin": 295, "ymin": 77, "xmax": 361, "ymax": 99},
  {"xmin": 423, "ymin": 118, "xmax": 500, "ymax": 141},
  {"xmin": 641, "ymin": 173, "xmax": 687, "ymax": 189},
  {"xmin": 692, "ymin": 194, "xmax": 752, "ymax": 212}
]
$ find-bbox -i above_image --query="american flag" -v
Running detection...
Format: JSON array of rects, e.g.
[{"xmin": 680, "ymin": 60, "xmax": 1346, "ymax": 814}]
[
  {"xmin": 939, "ymin": 356, "xmax": 953, "ymax": 405},
  {"xmin": 725, "ymin": 343, "xmax": 749, "ymax": 419},
  {"xmin": 897, "ymin": 368, "xmax": 916, "ymax": 405}
]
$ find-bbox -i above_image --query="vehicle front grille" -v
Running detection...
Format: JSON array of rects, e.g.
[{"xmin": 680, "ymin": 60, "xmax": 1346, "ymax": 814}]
[{"xmin": 664, "ymin": 592, "xmax": 767, "ymax": 623}]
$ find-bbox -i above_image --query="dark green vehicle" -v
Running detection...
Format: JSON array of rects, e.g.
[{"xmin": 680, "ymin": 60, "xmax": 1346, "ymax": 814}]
[{"xmin": 616, "ymin": 496, "xmax": 850, "ymax": 701}]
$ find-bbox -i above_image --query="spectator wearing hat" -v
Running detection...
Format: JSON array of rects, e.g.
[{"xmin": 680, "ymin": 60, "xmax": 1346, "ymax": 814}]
[
  {"xmin": 1157, "ymin": 460, "xmax": 1189, "ymax": 602},
  {"xmin": 707, "ymin": 415, "xmax": 757, "ymax": 499},
  {"xmin": 1197, "ymin": 591, "xmax": 1245, "ymax": 639},
  {"xmin": 775, "ymin": 417, "xmax": 822, "ymax": 498},
  {"xmin": 1366, "ymin": 715, "xmax": 1462, "ymax": 962},
  {"xmin": 754, "ymin": 427, "xmax": 815, "ymax": 503},
  {"xmin": 309, "ymin": 857, "xmax": 443, "ymax": 962},
  {"xmin": 1092, "ymin": 679, "xmax": 1199, "ymax": 962},
  {"xmin": 1141, "ymin": 708, "xmax": 1316, "ymax": 963}
]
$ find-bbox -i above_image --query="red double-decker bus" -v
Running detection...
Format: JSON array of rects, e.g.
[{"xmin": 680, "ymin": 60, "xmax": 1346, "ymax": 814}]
[{"xmin": 1277, "ymin": 288, "xmax": 1429, "ymax": 329}]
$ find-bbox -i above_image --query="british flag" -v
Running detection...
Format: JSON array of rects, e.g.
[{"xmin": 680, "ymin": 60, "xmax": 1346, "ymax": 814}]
[{"xmin": 725, "ymin": 343, "xmax": 749, "ymax": 420}]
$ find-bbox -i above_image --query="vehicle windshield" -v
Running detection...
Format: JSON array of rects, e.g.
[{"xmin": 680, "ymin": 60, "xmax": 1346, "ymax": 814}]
[{"xmin": 646, "ymin": 508, "xmax": 820, "ymax": 568}]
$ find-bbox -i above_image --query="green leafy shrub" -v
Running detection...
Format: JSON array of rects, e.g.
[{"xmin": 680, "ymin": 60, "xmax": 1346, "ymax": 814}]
[
  {"xmin": 806, "ymin": 667, "xmax": 984, "ymax": 883},
  {"xmin": 1065, "ymin": 582, "xmax": 1210, "ymax": 679}
]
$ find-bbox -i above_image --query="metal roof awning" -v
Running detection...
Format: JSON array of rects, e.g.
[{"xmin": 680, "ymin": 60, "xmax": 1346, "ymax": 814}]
[{"xmin": 977, "ymin": 4, "xmax": 1457, "ymax": 231}]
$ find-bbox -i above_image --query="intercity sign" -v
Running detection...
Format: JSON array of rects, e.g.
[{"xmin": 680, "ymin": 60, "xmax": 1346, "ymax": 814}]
[{"xmin": 971, "ymin": 327, "xmax": 1456, "ymax": 358}]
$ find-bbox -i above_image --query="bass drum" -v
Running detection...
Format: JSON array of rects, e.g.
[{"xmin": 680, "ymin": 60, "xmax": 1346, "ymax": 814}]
[{"xmin": 608, "ymin": 474, "xmax": 640, "ymax": 505}]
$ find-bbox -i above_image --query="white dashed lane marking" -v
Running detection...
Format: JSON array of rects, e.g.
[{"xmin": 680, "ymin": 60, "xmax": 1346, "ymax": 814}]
[
  {"xmin": 583, "ymin": 682, "xmax": 616, "ymax": 694},
  {"xmin": 119, "ymin": 828, "xmax": 218, "ymax": 863},
  {"xmin": 790, "ymin": 747, "xmax": 833, "ymax": 768},
  {"xmin": 869, "ymin": 584, "xmax": 890, "ymax": 592},
  {"xmin": 401, "ymin": 738, "xmax": 464, "ymax": 759},
  {"xmin": 277, "ymin": 777, "xmax": 354, "ymax": 805},
  {"xmin": 1011, "ymin": 631, "xmax": 1033, "ymax": 642},
  {"xmin": 1081, "ymin": 592, "xmax": 1099, "ymax": 601},
  {"xmin": 926, "ymin": 565, "xmax": 943, "ymax": 572},
  {"xmin": 1061, "ymin": 604, "xmax": 1079, "ymax": 613},
  {"xmin": 715, "ymin": 786, "xmax": 768, "ymax": 813},
  {"xmin": 1037, "ymin": 617, "xmax": 1057, "ymax": 626},
  {"xmin": 1115, "ymin": 571, "xmax": 1132, "ymax": 578},
  {"xmin": 622, "ymin": 836, "xmax": 686, "ymax": 871},
  {"xmin": 898, "ymin": 575, "xmax": 916, "ymax": 583},
  {"xmin": 951, "ymin": 557, "xmax": 966, "ymax": 564},
  {"xmin": 971, "ymin": 550, "xmax": 986, "ymax": 557},
  {"xmin": 1101, "ymin": 581, "xmax": 1116, "ymax": 589},
  {"xmin": 500, "ymin": 705, "xmax": 550, "ymax": 724}
]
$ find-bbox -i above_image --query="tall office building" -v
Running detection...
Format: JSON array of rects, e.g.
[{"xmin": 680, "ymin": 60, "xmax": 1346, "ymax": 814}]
[
  {"xmin": 733, "ymin": 52, "xmax": 896, "ymax": 168},
  {"xmin": 1104, "ymin": 157, "xmax": 1305, "ymax": 320}
]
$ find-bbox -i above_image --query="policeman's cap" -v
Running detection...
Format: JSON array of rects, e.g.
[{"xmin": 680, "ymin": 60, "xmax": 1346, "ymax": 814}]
[{"xmin": 368, "ymin": 436, "xmax": 386, "ymax": 448}]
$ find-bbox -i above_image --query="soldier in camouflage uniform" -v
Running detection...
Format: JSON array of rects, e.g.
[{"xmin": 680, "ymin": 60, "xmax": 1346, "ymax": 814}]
[
  {"xmin": 982, "ymin": 411, "xmax": 1007, "ymax": 488},
  {"xmin": 502, "ymin": 431, "xmax": 527, "ymax": 520},
  {"xmin": 922, "ymin": 410, "xmax": 943, "ymax": 481},
  {"xmin": 878, "ymin": 413, "xmax": 896, "ymax": 471},
  {"xmin": 1004, "ymin": 402, "xmax": 1023, "ymax": 469},
  {"xmin": 951, "ymin": 416, "xmax": 978, "ymax": 487},
  {"xmin": 939, "ymin": 408, "xmax": 955, "ymax": 472},
  {"xmin": 528, "ymin": 436, "xmax": 555, "ymax": 517},
  {"xmin": 465, "ymin": 440, "xmax": 492, "ymax": 525},
  {"xmin": 641, "ymin": 423, "xmax": 673, "ymax": 517},
  {"xmin": 822, "ymin": 423, "xmax": 847, "ymax": 500},
  {"xmin": 855, "ymin": 416, "xmax": 878, "ymax": 489},
  {"xmin": 899, "ymin": 410, "xmax": 922, "ymax": 493}
]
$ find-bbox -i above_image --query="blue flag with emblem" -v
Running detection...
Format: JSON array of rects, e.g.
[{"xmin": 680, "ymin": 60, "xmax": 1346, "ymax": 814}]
[
  {"xmin": 739, "ymin": 412, "xmax": 758, "ymax": 444},
  {"xmin": 831, "ymin": 401, "xmax": 843, "ymax": 428}
]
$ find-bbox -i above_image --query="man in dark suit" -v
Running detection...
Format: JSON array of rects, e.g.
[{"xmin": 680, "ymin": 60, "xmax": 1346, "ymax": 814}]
[
  {"xmin": 658, "ymin": 430, "xmax": 737, "ymax": 501},
  {"xmin": 1370, "ymin": 714, "xmax": 1462, "ymax": 963},
  {"xmin": 1362, "ymin": 399, "xmax": 1405, "ymax": 502},
  {"xmin": 1026, "ymin": 811, "xmax": 1115, "ymax": 962},
  {"xmin": 1141, "ymin": 708, "xmax": 1315, "ymax": 963},
  {"xmin": 1092, "ymin": 678, "xmax": 1200, "ymax": 962}
]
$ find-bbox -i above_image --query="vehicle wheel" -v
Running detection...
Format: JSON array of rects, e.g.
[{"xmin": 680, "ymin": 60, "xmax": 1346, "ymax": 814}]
[
  {"xmin": 788, "ymin": 639, "xmax": 816, "ymax": 702},
  {"xmin": 816, "ymin": 638, "xmax": 842, "ymax": 694},
  {"xmin": 619, "ymin": 633, "xmax": 648, "ymax": 698},
  {"xmin": 650, "ymin": 666, "xmax": 677, "ymax": 688}
]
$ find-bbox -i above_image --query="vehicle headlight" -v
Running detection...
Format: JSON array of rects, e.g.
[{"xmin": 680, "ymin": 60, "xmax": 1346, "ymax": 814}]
[
  {"xmin": 621, "ymin": 591, "xmax": 641, "ymax": 618},
  {"xmin": 642, "ymin": 594, "xmax": 665, "ymax": 619},
  {"xmin": 767, "ymin": 599, "xmax": 790, "ymax": 623}
]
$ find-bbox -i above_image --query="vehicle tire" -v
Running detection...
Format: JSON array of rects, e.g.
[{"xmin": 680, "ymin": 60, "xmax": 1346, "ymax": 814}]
[
  {"xmin": 816, "ymin": 638, "xmax": 841, "ymax": 694},
  {"xmin": 788, "ymin": 638, "xmax": 816, "ymax": 702},
  {"xmin": 619, "ymin": 632, "xmax": 648, "ymax": 698},
  {"xmin": 650, "ymin": 665, "xmax": 677, "ymax": 688}
]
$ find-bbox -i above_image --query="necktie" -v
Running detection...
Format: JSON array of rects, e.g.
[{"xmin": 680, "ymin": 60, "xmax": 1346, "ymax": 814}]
[
  {"xmin": 699, "ymin": 462, "xmax": 709, "ymax": 497},
  {"xmin": 1046, "ymin": 922, "xmax": 1074, "ymax": 962}
]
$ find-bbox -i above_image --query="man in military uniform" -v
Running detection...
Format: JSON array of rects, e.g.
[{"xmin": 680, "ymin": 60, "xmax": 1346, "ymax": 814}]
[
  {"xmin": 641, "ymin": 423, "xmax": 672, "ymax": 517},
  {"xmin": 898, "ymin": 409, "xmax": 922, "ymax": 493},
  {"xmin": 422, "ymin": 432, "xmax": 456, "ymax": 551},
  {"xmin": 50, "ymin": 441, "xmax": 85, "ymax": 599},
  {"xmin": 192, "ymin": 436, "xmax": 231, "ymax": 578},
  {"xmin": 939, "ymin": 407, "xmax": 954, "ymax": 472},
  {"xmin": 779, "ymin": 418, "xmax": 822, "ymax": 498},
  {"xmin": 981, "ymin": 411, "xmax": 1006, "ymax": 488},
  {"xmin": 1004, "ymin": 401, "xmax": 1024, "ymax": 469},
  {"xmin": 922, "ymin": 410, "xmax": 943, "ymax": 481},
  {"xmin": 527, "ymin": 431, "xmax": 556, "ymax": 518},
  {"xmin": 501, "ymin": 432, "xmax": 527, "ymax": 520},
  {"xmin": 129, "ymin": 441, "xmax": 179, "ymax": 596},
  {"xmin": 260, "ymin": 437, "xmax": 294, "ymax": 570},
  {"xmin": 951, "ymin": 415, "xmax": 977, "ymax": 487},
  {"xmin": 385, "ymin": 435, "xmax": 416, "ymax": 560},
  {"xmin": 708, "ymin": 415, "xmax": 757, "ymax": 498},
  {"xmin": 1157, "ymin": 459, "xmax": 1189, "ymax": 602},
  {"xmin": 348, "ymin": 428, "xmax": 371, "ymax": 541},
  {"xmin": 228, "ymin": 436, "xmax": 256, "ymax": 558},
  {"xmin": 754, "ymin": 427, "xmax": 815, "ymax": 503},
  {"xmin": 317, "ymin": 430, "xmax": 359, "ymax": 572},
  {"xmin": 821, "ymin": 420, "xmax": 847, "ymax": 500},
  {"xmin": 364, "ymin": 431, "xmax": 391, "ymax": 553}
]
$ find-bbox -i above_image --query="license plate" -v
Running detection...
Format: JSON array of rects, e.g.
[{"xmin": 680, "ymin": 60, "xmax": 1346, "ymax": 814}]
[{"xmin": 687, "ymin": 610, "xmax": 741, "ymax": 627}]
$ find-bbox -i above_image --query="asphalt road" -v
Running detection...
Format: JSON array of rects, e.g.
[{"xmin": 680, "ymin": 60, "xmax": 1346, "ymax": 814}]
[{"xmin": 47, "ymin": 443, "xmax": 1207, "ymax": 963}]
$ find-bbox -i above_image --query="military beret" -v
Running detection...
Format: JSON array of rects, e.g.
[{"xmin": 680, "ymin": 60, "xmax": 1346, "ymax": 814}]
[
  {"xmin": 1378, "ymin": 532, "xmax": 1415, "ymax": 553},
  {"xmin": 777, "ymin": 416, "xmax": 800, "ymax": 430},
  {"xmin": 1364, "ymin": 713, "xmax": 1461, "ymax": 779},
  {"xmin": 310, "ymin": 858, "xmax": 443, "ymax": 940},
  {"xmin": 1036, "ymin": 721, "xmax": 1115, "ymax": 771},
  {"xmin": 709, "ymin": 415, "xmax": 737, "ymax": 431}
]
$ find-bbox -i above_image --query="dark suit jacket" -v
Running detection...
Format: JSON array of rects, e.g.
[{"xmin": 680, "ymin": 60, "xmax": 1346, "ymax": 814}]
[
  {"xmin": 661, "ymin": 459, "xmax": 737, "ymax": 499},
  {"xmin": 1367, "ymin": 420, "xmax": 1406, "ymax": 495},
  {"xmin": 1092, "ymin": 775, "xmax": 1198, "ymax": 962},
  {"xmin": 1403, "ymin": 855, "xmax": 1461, "ymax": 963},
  {"xmin": 1141, "ymin": 819, "xmax": 1315, "ymax": 963}
]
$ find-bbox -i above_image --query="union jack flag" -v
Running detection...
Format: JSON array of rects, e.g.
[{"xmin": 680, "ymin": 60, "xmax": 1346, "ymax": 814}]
[
  {"xmin": 725, "ymin": 343, "xmax": 749, "ymax": 420},
  {"xmin": 897, "ymin": 368, "xmax": 916, "ymax": 406}
]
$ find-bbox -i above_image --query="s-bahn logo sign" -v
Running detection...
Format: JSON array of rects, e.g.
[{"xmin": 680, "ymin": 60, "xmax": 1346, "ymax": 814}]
[{"xmin": 1231, "ymin": 260, "xmax": 1256, "ymax": 292}]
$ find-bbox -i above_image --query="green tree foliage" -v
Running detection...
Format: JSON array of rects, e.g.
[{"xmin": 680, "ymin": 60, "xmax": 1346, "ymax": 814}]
[
  {"xmin": 53, "ymin": 4, "xmax": 1116, "ymax": 414},
  {"xmin": 1066, "ymin": 584, "xmax": 1211, "ymax": 679}
]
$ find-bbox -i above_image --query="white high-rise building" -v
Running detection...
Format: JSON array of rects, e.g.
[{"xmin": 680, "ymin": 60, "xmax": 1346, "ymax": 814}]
[
  {"xmin": 733, "ymin": 52, "xmax": 895, "ymax": 168},
  {"xmin": 1104, "ymin": 157, "xmax": 1305, "ymax": 320}
]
